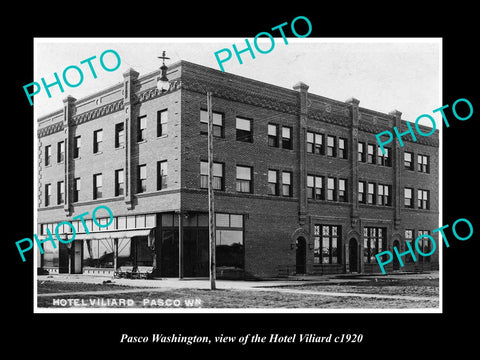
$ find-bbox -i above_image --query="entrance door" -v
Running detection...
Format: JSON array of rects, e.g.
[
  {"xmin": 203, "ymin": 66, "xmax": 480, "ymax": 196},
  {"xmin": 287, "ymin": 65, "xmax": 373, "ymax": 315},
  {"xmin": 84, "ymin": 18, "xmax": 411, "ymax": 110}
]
[
  {"xmin": 349, "ymin": 238, "xmax": 358, "ymax": 272},
  {"xmin": 58, "ymin": 243, "xmax": 69, "ymax": 273},
  {"xmin": 296, "ymin": 237, "xmax": 306, "ymax": 274},
  {"xmin": 183, "ymin": 229, "xmax": 209, "ymax": 277},
  {"xmin": 393, "ymin": 240, "xmax": 400, "ymax": 270},
  {"xmin": 72, "ymin": 241, "xmax": 82, "ymax": 274},
  {"xmin": 160, "ymin": 229, "xmax": 179, "ymax": 277}
]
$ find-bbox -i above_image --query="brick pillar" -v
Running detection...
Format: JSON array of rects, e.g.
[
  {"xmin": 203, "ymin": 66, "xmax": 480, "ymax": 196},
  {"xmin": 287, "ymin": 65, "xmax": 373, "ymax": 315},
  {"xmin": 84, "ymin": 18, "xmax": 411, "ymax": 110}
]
[
  {"xmin": 62, "ymin": 95, "xmax": 76, "ymax": 216},
  {"xmin": 123, "ymin": 68, "xmax": 139, "ymax": 210},
  {"xmin": 293, "ymin": 81, "xmax": 309, "ymax": 226},
  {"xmin": 389, "ymin": 109, "xmax": 402, "ymax": 230},
  {"xmin": 345, "ymin": 97, "xmax": 360, "ymax": 228}
]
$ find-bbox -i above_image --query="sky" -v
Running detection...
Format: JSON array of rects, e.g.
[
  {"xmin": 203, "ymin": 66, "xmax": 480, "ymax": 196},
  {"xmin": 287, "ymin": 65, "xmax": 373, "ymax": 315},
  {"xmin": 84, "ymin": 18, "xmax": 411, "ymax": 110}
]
[{"xmin": 34, "ymin": 38, "xmax": 441, "ymax": 125}]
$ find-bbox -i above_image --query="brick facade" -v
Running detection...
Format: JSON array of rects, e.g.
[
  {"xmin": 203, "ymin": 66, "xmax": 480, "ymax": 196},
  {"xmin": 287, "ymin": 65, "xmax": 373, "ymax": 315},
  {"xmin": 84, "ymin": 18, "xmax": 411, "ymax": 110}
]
[{"xmin": 37, "ymin": 60, "xmax": 439, "ymax": 278}]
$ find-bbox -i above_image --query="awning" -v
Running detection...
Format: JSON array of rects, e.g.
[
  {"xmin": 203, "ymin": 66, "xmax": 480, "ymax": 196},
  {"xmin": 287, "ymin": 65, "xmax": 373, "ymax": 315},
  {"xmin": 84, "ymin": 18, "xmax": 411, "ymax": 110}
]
[{"xmin": 73, "ymin": 228, "xmax": 154, "ymax": 240}]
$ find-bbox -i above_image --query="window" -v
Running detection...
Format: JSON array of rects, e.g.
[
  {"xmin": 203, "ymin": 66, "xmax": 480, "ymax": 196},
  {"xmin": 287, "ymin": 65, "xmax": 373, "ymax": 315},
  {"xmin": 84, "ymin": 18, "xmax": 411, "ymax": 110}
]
[
  {"xmin": 137, "ymin": 116, "xmax": 147, "ymax": 142},
  {"xmin": 45, "ymin": 145, "xmax": 52, "ymax": 166},
  {"xmin": 157, "ymin": 109, "xmax": 168, "ymax": 137},
  {"xmin": 137, "ymin": 165, "xmax": 147, "ymax": 193},
  {"xmin": 282, "ymin": 171, "xmax": 292, "ymax": 197},
  {"xmin": 45, "ymin": 183, "xmax": 51, "ymax": 206},
  {"xmin": 338, "ymin": 138, "xmax": 347, "ymax": 159},
  {"xmin": 377, "ymin": 184, "xmax": 391, "ymax": 206},
  {"xmin": 358, "ymin": 181, "xmax": 366, "ymax": 204},
  {"xmin": 200, "ymin": 161, "xmax": 224, "ymax": 190},
  {"xmin": 417, "ymin": 189, "xmax": 429, "ymax": 209},
  {"xmin": 404, "ymin": 187, "xmax": 413, "ymax": 208},
  {"xmin": 213, "ymin": 163, "xmax": 223, "ymax": 190},
  {"xmin": 307, "ymin": 132, "xmax": 324, "ymax": 154},
  {"xmin": 327, "ymin": 135, "xmax": 336, "ymax": 157},
  {"xmin": 404, "ymin": 151, "xmax": 414, "ymax": 170},
  {"xmin": 73, "ymin": 178, "xmax": 80, "ymax": 203},
  {"xmin": 93, "ymin": 129, "xmax": 103, "ymax": 153},
  {"xmin": 57, "ymin": 141, "xmax": 65, "ymax": 163},
  {"xmin": 268, "ymin": 170, "xmax": 279, "ymax": 196},
  {"xmin": 282, "ymin": 126, "xmax": 292, "ymax": 149},
  {"xmin": 115, "ymin": 169, "xmax": 124, "ymax": 196},
  {"xmin": 157, "ymin": 161, "xmax": 168, "ymax": 190},
  {"xmin": 268, "ymin": 124, "xmax": 279, "ymax": 147},
  {"xmin": 307, "ymin": 175, "xmax": 324, "ymax": 200},
  {"xmin": 327, "ymin": 177, "xmax": 336, "ymax": 201},
  {"xmin": 236, "ymin": 117, "xmax": 252, "ymax": 142},
  {"xmin": 367, "ymin": 144, "xmax": 375, "ymax": 164},
  {"xmin": 418, "ymin": 230, "xmax": 431, "ymax": 262},
  {"xmin": 363, "ymin": 227, "xmax": 385, "ymax": 263},
  {"xmin": 405, "ymin": 229, "xmax": 414, "ymax": 263},
  {"xmin": 338, "ymin": 179, "xmax": 347, "ymax": 202},
  {"xmin": 377, "ymin": 147, "xmax": 391, "ymax": 166},
  {"xmin": 57, "ymin": 181, "xmax": 64, "ymax": 204},
  {"xmin": 236, "ymin": 165, "xmax": 252, "ymax": 193},
  {"xmin": 93, "ymin": 174, "xmax": 102, "ymax": 199},
  {"xmin": 358, "ymin": 142, "xmax": 366, "ymax": 162},
  {"xmin": 115, "ymin": 123, "xmax": 124, "ymax": 148},
  {"xmin": 215, "ymin": 213, "xmax": 244, "ymax": 270},
  {"xmin": 418, "ymin": 154, "xmax": 429, "ymax": 173},
  {"xmin": 73, "ymin": 136, "xmax": 81, "ymax": 159},
  {"xmin": 313, "ymin": 224, "xmax": 341, "ymax": 264},
  {"xmin": 200, "ymin": 110, "xmax": 223, "ymax": 137},
  {"xmin": 367, "ymin": 183, "xmax": 375, "ymax": 205}
]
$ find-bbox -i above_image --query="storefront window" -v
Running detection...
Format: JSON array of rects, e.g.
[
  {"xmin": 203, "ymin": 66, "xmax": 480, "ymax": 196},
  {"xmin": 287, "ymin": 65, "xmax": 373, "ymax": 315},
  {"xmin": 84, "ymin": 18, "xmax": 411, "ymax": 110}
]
[
  {"xmin": 215, "ymin": 213, "xmax": 230, "ymax": 227},
  {"xmin": 216, "ymin": 229, "xmax": 244, "ymax": 269},
  {"xmin": 83, "ymin": 239, "xmax": 115, "ymax": 268},
  {"xmin": 117, "ymin": 239, "xmax": 133, "ymax": 267},
  {"xmin": 42, "ymin": 240, "xmax": 59, "ymax": 267},
  {"xmin": 135, "ymin": 237, "xmax": 154, "ymax": 266},
  {"xmin": 215, "ymin": 213, "xmax": 244, "ymax": 270},
  {"xmin": 117, "ymin": 216, "xmax": 127, "ymax": 230},
  {"xmin": 127, "ymin": 216, "xmax": 136, "ymax": 229}
]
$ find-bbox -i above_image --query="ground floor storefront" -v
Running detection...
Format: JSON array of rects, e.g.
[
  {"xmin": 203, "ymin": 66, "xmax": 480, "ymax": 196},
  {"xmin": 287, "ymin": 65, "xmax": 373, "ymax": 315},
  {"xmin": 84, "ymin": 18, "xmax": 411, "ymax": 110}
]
[
  {"xmin": 37, "ymin": 211, "xmax": 438, "ymax": 279},
  {"xmin": 38, "ymin": 211, "xmax": 245, "ymax": 279}
]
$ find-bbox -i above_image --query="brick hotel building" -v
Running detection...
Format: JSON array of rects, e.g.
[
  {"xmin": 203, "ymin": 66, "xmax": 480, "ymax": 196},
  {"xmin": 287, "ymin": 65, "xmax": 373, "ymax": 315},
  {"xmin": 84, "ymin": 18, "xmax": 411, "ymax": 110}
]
[{"xmin": 36, "ymin": 60, "xmax": 439, "ymax": 278}]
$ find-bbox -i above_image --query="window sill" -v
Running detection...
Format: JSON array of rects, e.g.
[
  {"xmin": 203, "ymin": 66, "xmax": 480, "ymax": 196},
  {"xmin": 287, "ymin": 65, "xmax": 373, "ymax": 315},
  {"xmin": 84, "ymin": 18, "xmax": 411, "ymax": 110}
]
[
  {"xmin": 359, "ymin": 203, "xmax": 393, "ymax": 209},
  {"xmin": 115, "ymin": 146, "xmax": 125, "ymax": 150},
  {"xmin": 200, "ymin": 133, "xmax": 225, "ymax": 139},
  {"xmin": 157, "ymin": 135, "xmax": 168, "ymax": 139},
  {"xmin": 307, "ymin": 198, "xmax": 348, "ymax": 206},
  {"xmin": 93, "ymin": 151, "xmax": 103, "ymax": 155},
  {"xmin": 137, "ymin": 140, "xmax": 147, "ymax": 144}
]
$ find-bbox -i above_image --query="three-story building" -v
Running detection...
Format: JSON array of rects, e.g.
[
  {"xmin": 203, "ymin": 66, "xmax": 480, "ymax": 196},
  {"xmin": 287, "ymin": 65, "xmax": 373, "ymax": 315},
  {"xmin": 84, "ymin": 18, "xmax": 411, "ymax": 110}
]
[{"xmin": 36, "ymin": 60, "xmax": 439, "ymax": 278}]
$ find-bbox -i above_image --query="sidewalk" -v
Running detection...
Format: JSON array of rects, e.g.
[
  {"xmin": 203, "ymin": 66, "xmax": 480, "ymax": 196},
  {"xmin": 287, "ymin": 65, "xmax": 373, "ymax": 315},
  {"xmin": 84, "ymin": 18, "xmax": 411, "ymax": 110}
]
[{"xmin": 37, "ymin": 271, "xmax": 439, "ymax": 302}]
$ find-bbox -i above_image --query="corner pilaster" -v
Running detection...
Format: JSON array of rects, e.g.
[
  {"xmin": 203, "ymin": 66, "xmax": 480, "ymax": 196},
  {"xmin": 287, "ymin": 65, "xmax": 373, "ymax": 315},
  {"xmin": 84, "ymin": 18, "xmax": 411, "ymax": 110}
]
[
  {"xmin": 293, "ymin": 81, "xmax": 309, "ymax": 226},
  {"xmin": 345, "ymin": 97, "xmax": 360, "ymax": 227},
  {"xmin": 123, "ymin": 68, "xmax": 139, "ymax": 210},
  {"xmin": 63, "ymin": 95, "xmax": 76, "ymax": 216},
  {"xmin": 389, "ymin": 109, "xmax": 403, "ymax": 229}
]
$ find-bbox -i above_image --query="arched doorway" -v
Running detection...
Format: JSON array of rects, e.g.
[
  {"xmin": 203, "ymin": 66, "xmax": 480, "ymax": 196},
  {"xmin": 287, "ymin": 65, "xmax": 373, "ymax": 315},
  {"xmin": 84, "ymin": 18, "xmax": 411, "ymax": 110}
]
[
  {"xmin": 349, "ymin": 238, "xmax": 358, "ymax": 273},
  {"xmin": 296, "ymin": 237, "xmax": 306, "ymax": 274},
  {"xmin": 392, "ymin": 240, "xmax": 400, "ymax": 270}
]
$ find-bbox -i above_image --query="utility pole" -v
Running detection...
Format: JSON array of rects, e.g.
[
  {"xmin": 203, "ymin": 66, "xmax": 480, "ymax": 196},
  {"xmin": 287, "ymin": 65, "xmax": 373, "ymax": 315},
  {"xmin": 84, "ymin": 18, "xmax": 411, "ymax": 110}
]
[{"xmin": 207, "ymin": 91, "xmax": 216, "ymax": 290}]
